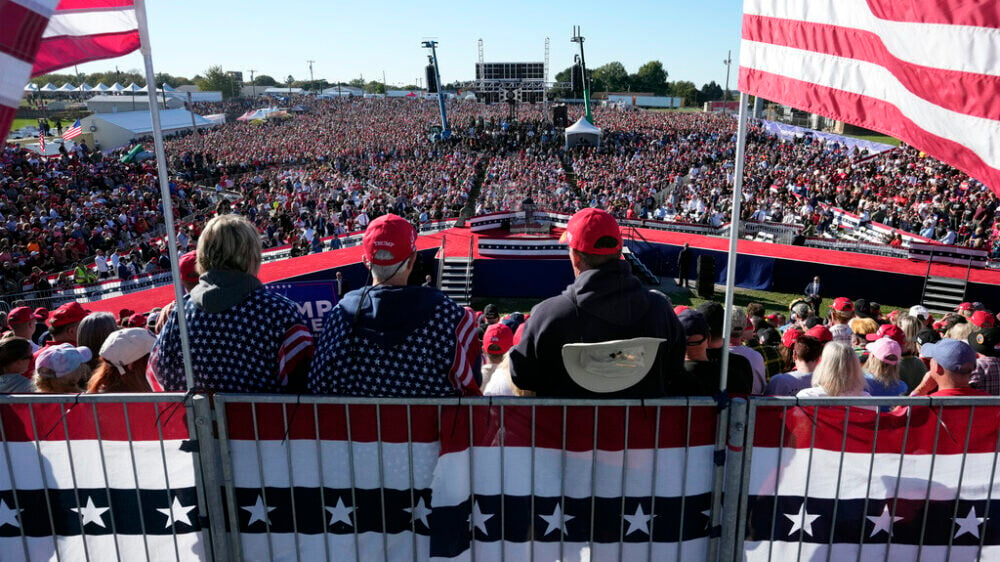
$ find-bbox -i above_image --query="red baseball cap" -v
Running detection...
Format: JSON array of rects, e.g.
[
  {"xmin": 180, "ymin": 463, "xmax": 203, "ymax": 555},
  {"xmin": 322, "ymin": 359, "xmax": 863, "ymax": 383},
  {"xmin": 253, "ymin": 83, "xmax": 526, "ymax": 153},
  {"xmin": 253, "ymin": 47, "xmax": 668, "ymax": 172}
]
[
  {"xmin": 971, "ymin": 310, "xmax": 996, "ymax": 328},
  {"xmin": 831, "ymin": 297, "xmax": 854, "ymax": 312},
  {"xmin": 957, "ymin": 302, "xmax": 975, "ymax": 312},
  {"xmin": 866, "ymin": 323, "xmax": 907, "ymax": 347},
  {"xmin": 483, "ymin": 323, "xmax": 514, "ymax": 355},
  {"xmin": 34, "ymin": 307, "xmax": 48, "ymax": 320},
  {"xmin": 8, "ymin": 306, "xmax": 43, "ymax": 324},
  {"xmin": 47, "ymin": 302, "xmax": 91, "ymax": 328},
  {"xmin": 178, "ymin": 250, "xmax": 199, "ymax": 284},
  {"xmin": 363, "ymin": 214, "xmax": 416, "ymax": 266},
  {"xmin": 806, "ymin": 325, "xmax": 833, "ymax": 343},
  {"xmin": 559, "ymin": 208, "xmax": 622, "ymax": 255},
  {"xmin": 782, "ymin": 328, "xmax": 803, "ymax": 349},
  {"xmin": 673, "ymin": 305, "xmax": 691, "ymax": 315}
]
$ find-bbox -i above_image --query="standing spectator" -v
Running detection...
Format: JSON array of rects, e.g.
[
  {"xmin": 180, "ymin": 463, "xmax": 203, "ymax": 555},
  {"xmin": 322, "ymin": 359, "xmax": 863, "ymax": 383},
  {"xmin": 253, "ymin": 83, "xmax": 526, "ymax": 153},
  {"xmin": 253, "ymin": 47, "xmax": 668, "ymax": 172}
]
[
  {"xmin": 33, "ymin": 343, "xmax": 90, "ymax": 393},
  {"xmin": 804, "ymin": 276, "xmax": 821, "ymax": 299},
  {"xmin": 827, "ymin": 297, "xmax": 855, "ymax": 344},
  {"xmin": 727, "ymin": 307, "xmax": 767, "ymax": 394},
  {"xmin": 510, "ymin": 208, "xmax": 685, "ymax": 398},
  {"xmin": 968, "ymin": 328, "xmax": 1000, "ymax": 395},
  {"xmin": 482, "ymin": 322, "xmax": 522, "ymax": 396},
  {"xmin": 6, "ymin": 307, "xmax": 42, "ymax": 352},
  {"xmin": 0, "ymin": 338, "xmax": 35, "ymax": 392},
  {"xmin": 308, "ymin": 214, "xmax": 480, "ymax": 397},
  {"xmin": 334, "ymin": 270, "xmax": 350, "ymax": 300},
  {"xmin": 748, "ymin": 327, "xmax": 784, "ymax": 381},
  {"xmin": 88, "ymin": 328, "xmax": 156, "ymax": 393},
  {"xmin": 41, "ymin": 302, "xmax": 90, "ymax": 348},
  {"xmin": 94, "ymin": 250, "xmax": 110, "ymax": 279},
  {"xmin": 151, "ymin": 214, "xmax": 314, "ymax": 393},
  {"xmin": 910, "ymin": 339, "xmax": 988, "ymax": 397},
  {"xmin": 676, "ymin": 242, "xmax": 691, "ymax": 288}
]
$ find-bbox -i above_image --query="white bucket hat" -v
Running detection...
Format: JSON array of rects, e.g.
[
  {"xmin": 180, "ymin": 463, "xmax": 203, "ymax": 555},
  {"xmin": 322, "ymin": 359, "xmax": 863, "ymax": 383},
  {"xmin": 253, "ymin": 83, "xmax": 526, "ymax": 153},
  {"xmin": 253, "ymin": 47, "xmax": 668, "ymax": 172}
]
[{"xmin": 561, "ymin": 338, "xmax": 665, "ymax": 394}]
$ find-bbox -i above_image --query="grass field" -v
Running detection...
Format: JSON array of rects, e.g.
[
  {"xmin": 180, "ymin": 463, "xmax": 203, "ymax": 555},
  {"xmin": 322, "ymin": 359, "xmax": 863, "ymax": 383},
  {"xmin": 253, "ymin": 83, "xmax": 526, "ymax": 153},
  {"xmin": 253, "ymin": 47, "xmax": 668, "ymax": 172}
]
[
  {"xmin": 9, "ymin": 118, "xmax": 36, "ymax": 134},
  {"xmin": 842, "ymin": 133, "xmax": 901, "ymax": 147}
]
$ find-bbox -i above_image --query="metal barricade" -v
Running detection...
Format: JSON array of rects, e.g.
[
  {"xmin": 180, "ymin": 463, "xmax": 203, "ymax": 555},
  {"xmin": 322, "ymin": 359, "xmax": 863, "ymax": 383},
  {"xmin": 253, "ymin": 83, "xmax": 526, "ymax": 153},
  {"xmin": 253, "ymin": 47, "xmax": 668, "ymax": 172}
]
[
  {"xmin": 0, "ymin": 393, "xmax": 219, "ymax": 561},
  {"xmin": 213, "ymin": 395, "xmax": 723, "ymax": 562},
  {"xmin": 728, "ymin": 397, "xmax": 1000, "ymax": 562}
]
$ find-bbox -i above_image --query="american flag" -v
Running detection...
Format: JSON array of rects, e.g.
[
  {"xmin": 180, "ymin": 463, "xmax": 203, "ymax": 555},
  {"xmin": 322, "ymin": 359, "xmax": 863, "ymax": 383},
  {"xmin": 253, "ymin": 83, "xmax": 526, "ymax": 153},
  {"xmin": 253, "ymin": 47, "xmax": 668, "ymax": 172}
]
[
  {"xmin": 744, "ymin": 404, "xmax": 1000, "ymax": 560},
  {"xmin": 0, "ymin": 399, "xmax": 206, "ymax": 560},
  {"xmin": 739, "ymin": 0, "xmax": 1000, "ymax": 193},
  {"xmin": 62, "ymin": 118, "xmax": 82, "ymax": 140},
  {"xmin": 0, "ymin": 0, "xmax": 139, "ymax": 141},
  {"xmin": 37, "ymin": 131, "xmax": 46, "ymax": 153}
]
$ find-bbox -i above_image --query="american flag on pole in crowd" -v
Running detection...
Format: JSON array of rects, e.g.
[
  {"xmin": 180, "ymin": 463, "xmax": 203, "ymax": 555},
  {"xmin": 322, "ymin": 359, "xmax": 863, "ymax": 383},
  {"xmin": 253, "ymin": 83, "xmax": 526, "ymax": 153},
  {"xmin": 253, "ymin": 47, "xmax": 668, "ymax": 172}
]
[
  {"xmin": 739, "ymin": 0, "xmax": 1000, "ymax": 193},
  {"xmin": 0, "ymin": 399, "xmax": 206, "ymax": 560},
  {"xmin": 0, "ymin": 0, "xmax": 139, "ymax": 142},
  {"xmin": 743, "ymin": 404, "xmax": 1000, "ymax": 561},
  {"xmin": 37, "ymin": 131, "xmax": 46, "ymax": 153},
  {"xmin": 429, "ymin": 404, "xmax": 717, "ymax": 561},
  {"xmin": 62, "ymin": 117, "xmax": 82, "ymax": 140}
]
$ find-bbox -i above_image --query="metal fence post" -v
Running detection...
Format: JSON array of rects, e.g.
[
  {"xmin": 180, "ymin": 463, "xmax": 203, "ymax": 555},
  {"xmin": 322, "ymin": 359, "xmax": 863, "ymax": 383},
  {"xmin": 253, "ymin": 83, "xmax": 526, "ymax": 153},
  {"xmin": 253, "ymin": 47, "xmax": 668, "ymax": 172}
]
[
  {"xmin": 191, "ymin": 394, "xmax": 233, "ymax": 562},
  {"xmin": 708, "ymin": 398, "xmax": 731, "ymax": 562},
  {"xmin": 719, "ymin": 398, "xmax": 747, "ymax": 562}
]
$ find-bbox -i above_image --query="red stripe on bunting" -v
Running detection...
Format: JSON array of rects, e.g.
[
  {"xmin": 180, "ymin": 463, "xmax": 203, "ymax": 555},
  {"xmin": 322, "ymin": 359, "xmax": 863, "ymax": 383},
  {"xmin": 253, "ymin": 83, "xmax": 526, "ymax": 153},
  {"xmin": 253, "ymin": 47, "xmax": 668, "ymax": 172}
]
[
  {"xmin": 742, "ymin": 14, "xmax": 1000, "ymax": 121},
  {"xmin": 0, "ymin": 401, "xmax": 191, "ymax": 442},
  {"xmin": 54, "ymin": 0, "xmax": 135, "ymax": 9},
  {"xmin": 865, "ymin": 0, "xmax": 1000, "ymax": 28},
  {"xmin": 738, "ymin": 66, "xmax": 1000, "ymax": 193}
]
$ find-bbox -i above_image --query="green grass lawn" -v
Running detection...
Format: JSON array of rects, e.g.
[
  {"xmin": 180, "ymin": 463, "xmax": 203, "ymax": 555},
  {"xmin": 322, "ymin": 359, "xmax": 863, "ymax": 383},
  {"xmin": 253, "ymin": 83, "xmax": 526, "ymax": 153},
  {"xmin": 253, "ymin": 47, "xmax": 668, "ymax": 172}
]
[
  {"xmin": 9, "ymin": 118, "xmax": 37, "ymax": 134},
  {"xmin": 843, "ymin": 133, "xmax": 901, "ymax": 147}
]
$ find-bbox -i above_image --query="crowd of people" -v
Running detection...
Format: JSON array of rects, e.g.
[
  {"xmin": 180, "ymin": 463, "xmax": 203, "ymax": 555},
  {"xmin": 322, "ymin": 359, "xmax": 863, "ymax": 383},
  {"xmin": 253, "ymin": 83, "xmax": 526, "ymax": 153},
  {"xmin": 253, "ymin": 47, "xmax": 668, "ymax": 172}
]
[
  {"xmin": 3, "ymin": 96, "xmax": 998, "ymax": 307},
  {"xmin": 2, "ymin": 208, "xmax": 996, "ymax": 402}
]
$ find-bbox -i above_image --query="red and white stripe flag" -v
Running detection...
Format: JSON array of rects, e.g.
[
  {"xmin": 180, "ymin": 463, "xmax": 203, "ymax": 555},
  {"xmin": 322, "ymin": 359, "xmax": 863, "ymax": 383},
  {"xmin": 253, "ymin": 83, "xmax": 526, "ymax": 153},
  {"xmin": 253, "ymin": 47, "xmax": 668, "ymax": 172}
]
[
  {"xmin": 739, "ymin": 0, "xmax": 1000, "ymax": 193},
  {"xmin": 0, "ymin": 0, "xmax": 139, "ymax": 141}
]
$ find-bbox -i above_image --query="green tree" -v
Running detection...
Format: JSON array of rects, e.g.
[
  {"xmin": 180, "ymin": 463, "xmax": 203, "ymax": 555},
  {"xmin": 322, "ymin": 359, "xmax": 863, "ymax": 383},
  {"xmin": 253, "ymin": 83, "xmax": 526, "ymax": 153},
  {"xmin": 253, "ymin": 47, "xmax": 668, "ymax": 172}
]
[
  {"xmin": 364, "ymin": 81, "xmax": 386, "ymax": 94},
  {"xmin": 635, "ymin": 61, "xmax": 668, "ymax": 95},
  {"xmin": 253, "ymin": 75, "xmax": 278, "ymax": 86},
  {"xmin": 348, "ymin": 78, "xmax": 366, "ymax": 89},
  {"xmin": 591, "ymin": 61, "xmax": 629, "ymax": 93},
  {"xmin": 670, "ymin": 81, "xmax": 699, "ymax": 105},
  {"xmin": 196, "ymin": 66, "xmax": 236, "ymax": 98},
  {"xmin": 155, "ymin": 72, "xmax": 193, "ymax": 87},
  {"xmin": 699, "ymin": 80, "xmax": 724, "ymax": 101}
]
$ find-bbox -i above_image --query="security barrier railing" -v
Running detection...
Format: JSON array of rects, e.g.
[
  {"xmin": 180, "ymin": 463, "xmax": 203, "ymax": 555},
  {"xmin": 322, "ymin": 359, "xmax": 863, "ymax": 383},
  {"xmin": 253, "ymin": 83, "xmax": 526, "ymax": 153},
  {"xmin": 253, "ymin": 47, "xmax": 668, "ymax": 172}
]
[{"xmin": 1, "ymin": 394, "xmax": 998, "ymax": 561}]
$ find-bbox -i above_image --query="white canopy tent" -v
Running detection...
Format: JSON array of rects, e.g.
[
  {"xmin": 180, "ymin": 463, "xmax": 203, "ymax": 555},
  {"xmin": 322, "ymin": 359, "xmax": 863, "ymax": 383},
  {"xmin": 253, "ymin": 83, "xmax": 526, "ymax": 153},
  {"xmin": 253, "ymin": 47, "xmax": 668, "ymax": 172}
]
[
  {"xmin": 564, "ymin": 117, "xmax": 602, "ymax": 149},
  {"xmin": 124, "ymin": 83, "xmax": 142, "ymax": 93},
  {"xmin": 39, "ymin": 83, "xmax": 57, "ymax": 92},
  {"xmin": 108, "ymin": 82, "xmax": 125, "ymax": 92},
  {"xmin": 75, "ymin": 83, "xmax": 93, "ymax": 92},
  {"xmin": 56, "ymin": 83, "xmax": 76, "ymax": 92},
  {"xmin": 93, "ymin": 82, "xmax": 109, "ymax": 91},
  {"xmin": 24, "ymin": 83, "xmax": 38, "ymax": 92}
]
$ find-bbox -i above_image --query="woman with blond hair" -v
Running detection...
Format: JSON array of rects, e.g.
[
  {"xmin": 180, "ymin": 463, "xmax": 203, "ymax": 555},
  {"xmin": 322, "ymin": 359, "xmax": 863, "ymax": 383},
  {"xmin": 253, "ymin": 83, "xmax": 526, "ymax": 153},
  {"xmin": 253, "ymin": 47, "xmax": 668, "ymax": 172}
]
[
  {"xmin": 897, "ymin": 314, "xmax": 929, "ymax": 391},
  {"xmin": 797, "ymin": 342, "xmax": 872, "ymax": 400},
  {"xmin": 864, "ymin": 337, "xmax": 907, "ymax": 397}
]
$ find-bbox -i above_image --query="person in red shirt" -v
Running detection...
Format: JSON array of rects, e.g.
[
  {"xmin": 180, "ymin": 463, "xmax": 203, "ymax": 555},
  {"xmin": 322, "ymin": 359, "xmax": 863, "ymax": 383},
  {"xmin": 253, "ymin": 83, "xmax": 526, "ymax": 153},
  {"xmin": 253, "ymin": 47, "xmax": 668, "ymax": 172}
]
[{"xmin": 909, "ymin": 339, "xmax": 988, "ymax": 397}]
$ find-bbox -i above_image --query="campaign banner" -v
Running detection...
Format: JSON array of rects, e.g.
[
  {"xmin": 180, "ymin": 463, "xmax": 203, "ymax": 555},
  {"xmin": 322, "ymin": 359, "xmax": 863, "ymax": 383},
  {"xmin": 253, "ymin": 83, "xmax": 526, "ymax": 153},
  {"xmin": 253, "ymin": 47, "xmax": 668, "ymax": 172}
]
[{"xmin": 267, "ymin": 281, "xmax": 338, "ymax": 336}]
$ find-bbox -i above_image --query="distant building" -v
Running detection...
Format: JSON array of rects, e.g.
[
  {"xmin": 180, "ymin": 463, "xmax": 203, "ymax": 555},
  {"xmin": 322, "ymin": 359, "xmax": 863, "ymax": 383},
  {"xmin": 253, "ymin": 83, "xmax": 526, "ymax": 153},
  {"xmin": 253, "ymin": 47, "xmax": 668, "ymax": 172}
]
[
  {"xmin": 86, "ymin": 94, "xmax": 182, "ymax": 114},
  {"xmin": 81, "ymin": 110, "xmax": 212, "ymax": 150}
]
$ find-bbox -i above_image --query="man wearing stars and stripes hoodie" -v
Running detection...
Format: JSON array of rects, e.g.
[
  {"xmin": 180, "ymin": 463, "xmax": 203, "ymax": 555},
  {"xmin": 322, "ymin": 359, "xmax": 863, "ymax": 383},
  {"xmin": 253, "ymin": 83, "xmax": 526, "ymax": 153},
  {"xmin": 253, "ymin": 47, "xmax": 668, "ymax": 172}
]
[
  {"xmin": 308, "ymin": 214, "xmax": 481, "ymax": 397},
  {"xmin": 149, "ymin": 215, "xmax": 314, "ymax": 393}
]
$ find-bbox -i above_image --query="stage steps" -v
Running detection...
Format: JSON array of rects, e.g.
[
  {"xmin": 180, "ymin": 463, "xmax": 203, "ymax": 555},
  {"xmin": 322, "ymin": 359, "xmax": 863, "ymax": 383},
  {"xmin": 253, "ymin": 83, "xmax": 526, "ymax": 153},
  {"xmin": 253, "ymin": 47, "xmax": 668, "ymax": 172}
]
[
  {"xmin": 622, "ymin": 247, "xmax": 658, "ymax": 285},
  {"xmin": 921, "ymin": 275, "xmax": 967, "ymax": 314},
  {"xmin": 440, "ymin": 256, "xmax": 474, "ymax": 307}
]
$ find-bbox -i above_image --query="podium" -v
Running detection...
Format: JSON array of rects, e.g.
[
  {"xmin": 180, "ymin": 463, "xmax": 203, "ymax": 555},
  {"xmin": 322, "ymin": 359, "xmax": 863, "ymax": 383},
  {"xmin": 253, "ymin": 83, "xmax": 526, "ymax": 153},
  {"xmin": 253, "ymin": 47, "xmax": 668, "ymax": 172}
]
[{"xmin": 510, "ymin": 198, "xmax": 550, "ymax": 235}]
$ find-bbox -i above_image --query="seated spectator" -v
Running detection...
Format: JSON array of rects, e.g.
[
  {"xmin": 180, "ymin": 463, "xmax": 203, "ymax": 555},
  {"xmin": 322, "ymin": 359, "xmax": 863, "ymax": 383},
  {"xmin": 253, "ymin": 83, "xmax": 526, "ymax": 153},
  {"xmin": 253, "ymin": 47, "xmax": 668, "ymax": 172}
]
[
  {"xmin": 777, "ymin": 328, "xmax": 803, "ymax": 373},
  {"xmin": 34, "ymin": 343, "xmax": 90, "ymax": 393},
  {"xmin": 970, "ymin": 310, "xmax": 996, "ymax": 330},
  {"xmin": 151, "ymin": 214, "xmax": 314, "ymax": 392},
  {"xmin": 42, "ymin": 302, "xmax": 90, "ymax": 347},
  {"xmin": 864, "ymin": 337, "xmax": 908, "ymax": 397},
  {"xmin": 677, "ymin": 309, "xmax": 719, "ymax": 395},
  {"xmin": 510, "ymin": 209, "xmax": 684, "ymax": 398},
  {"xmin": 77, "ymin": 312, "xmax": 119, "ymax": 370},
  {"xmin": 727, "ymin": 307, "xmax": 766, "ymax": 394},
  {"xmin": 910, "ymin": 339, "xmax": 988, "ymax": 397},
  {"xmin": 0, "ymin": 337, "xmax": 35, "ymax": 392},
  {"xmin": 481, "ymin": 322, "xmax": 517, "ymax": 395},
  {"xmin": 827, "ymin": 298, "xmax": 855, "ymax": 344},
  {"xmin": 88, "ymin": 328, "xmax": 156, "ymax": 393},
  {"xmin": 697, "ymin": 302, "xmax": 754, "ymax": 395},
  {"xmin": 308, "ymin": 214, "xmax": 480, "ymax": 397},
  {"xmin": 797, "ymin": 342, "xmax": 873, "ymax": 400},
  {"xmin": 747, "ymin": 326, "xmax": 784, "ymax": 381},
  {"xmin": 947, "ymin": 322, "xmax": 976, "ymax": 342},
  {"xmin": 765, "ymin": 336, "xmax": 823, "ymax": 396},
  {"xmin": 6, "ymin": 307, "xmax": 42, "ymax": 351},
  {"xmin": 968, "ymin": 328, "xmax": 1000, "ymax": 395}
]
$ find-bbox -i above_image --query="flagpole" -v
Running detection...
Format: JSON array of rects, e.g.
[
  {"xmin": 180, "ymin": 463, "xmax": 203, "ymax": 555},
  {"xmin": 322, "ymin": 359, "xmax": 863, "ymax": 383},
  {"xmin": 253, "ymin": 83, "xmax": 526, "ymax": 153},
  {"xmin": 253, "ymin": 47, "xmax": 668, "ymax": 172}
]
[
  {"xmin": 135, "ymin": 0, "xmax": 196, "ymax": 392},
  {"xmin": 719, "ymin": 92, "xmax": 750, "ymax": 393}
]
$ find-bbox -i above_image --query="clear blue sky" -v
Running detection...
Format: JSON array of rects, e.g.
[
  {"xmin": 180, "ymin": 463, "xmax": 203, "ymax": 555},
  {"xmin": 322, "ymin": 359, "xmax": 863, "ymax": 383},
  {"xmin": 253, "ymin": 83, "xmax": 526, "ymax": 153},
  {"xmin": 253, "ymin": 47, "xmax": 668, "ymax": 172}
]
[{"xmin": 76, "ymin": 0, "xmax": 743, "ymax": 89}]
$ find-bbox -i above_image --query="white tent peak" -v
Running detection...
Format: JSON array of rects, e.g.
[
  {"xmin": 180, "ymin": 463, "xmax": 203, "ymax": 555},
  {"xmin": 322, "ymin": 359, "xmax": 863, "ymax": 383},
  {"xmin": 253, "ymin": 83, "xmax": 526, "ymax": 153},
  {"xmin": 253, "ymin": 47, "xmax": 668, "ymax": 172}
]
[{"xmin": 566, "ymin": 117, "xmax": 602, "ymax": 135}]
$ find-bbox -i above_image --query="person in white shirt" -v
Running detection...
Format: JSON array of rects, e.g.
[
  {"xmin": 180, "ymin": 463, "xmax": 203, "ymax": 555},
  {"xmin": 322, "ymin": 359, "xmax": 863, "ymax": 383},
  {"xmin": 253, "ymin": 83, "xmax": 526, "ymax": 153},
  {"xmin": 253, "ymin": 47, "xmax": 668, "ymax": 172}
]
[
  {"xmin": 728, "ymin": 307, "xmax": 767, "ymax": 394},
  {"xmin": 94, "ymin": 250, "xmax": 110, "ymax": 279},
  {"xmin": 797, "ymin": 342, "xmax": 875, "ymax": 407}
]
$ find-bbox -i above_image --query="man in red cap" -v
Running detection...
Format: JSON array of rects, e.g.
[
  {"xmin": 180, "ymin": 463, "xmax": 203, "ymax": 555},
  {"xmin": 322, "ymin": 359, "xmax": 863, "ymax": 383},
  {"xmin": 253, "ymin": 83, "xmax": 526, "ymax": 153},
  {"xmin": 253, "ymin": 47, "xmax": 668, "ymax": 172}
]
[
  {"xmin": 6, "ymin": 307, "xmax": 43, "ymax": 351},
  {"xmin": 308, "ymin": 214, "xmax": 481, "ymax": 397},
  {"xmin": 43, "ymin": 302, "xmax": 90, "ymax": 347},
  {"xmin": 509, "ymin": 208, "xmax": 685, "ymax": 398}
]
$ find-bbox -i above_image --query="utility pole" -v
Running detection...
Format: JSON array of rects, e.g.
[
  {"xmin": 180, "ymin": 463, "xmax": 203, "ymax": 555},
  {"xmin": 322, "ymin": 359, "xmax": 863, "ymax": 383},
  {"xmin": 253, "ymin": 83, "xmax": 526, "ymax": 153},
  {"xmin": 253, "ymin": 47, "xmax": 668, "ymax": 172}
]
[
  {"xmin": 307, "ymin": 60, "xmax": 315, "ymax": 91},
  {"xmin": 571, "ymin": 25, "xmax": 593, "ymax": 124},
  {"xmin": 421, "ymin": 40, "xmax": 450, "ymax": 139},
  {"xmin": 248, "ymin": 69, "xmax": 256, "ymax": 97},
  {"xmin": 723, "ymin": 50, "xmax": 733, "ymax": 102},
  {"xmin": 382, "ymin": 70, "xmax": 387, "ymax": 95}
]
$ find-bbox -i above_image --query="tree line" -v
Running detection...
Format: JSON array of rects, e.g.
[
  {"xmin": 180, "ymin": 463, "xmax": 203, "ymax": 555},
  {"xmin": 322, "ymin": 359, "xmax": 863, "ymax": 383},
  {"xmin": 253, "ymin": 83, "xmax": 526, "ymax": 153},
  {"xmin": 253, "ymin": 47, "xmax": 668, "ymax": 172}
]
[{"xmin": 554, "ymin": 60, "xmax": 726, "ymax": 106}]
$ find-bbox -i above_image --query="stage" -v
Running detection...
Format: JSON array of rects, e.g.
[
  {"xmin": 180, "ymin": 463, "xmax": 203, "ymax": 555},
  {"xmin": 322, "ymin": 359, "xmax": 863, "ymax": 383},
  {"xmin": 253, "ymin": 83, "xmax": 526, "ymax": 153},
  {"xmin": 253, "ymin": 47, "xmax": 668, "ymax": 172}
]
[{"xmin": 85, "ymin": 224, "xmax": 1000, "ymax": 315}]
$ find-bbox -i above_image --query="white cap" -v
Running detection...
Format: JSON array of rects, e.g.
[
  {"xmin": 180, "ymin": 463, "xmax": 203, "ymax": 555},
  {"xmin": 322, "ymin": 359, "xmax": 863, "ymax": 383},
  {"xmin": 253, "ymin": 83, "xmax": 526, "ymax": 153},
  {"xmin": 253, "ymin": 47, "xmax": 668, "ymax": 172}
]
[
  {"xmin": 100, "ymin": 328, "xmax": 156, "ymax": 375},
  {"xmin": 909, "ymin": 305, "xmax": 931, "ymax": 320},
  {"xmin": 36, "ymin": 344, "xmax": 92, "ymax": 378},
  {"xmin": 561, "ymin": 338, "xmax": 665, "ymax": 394}
]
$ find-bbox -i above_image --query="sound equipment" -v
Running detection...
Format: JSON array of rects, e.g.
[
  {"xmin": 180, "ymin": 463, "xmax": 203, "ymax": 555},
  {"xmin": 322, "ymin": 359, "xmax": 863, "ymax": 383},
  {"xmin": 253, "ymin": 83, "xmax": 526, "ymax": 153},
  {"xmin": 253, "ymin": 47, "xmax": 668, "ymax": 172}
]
[
  {"xmin": 425, "ymin": 65, "xmax": 438, "ymax": 93},
  {"xmin": 571, "ymin": 64, "xmax": 583, "ymax": 94},
  {"xmin": 696, "ymin": 255, "xmax": 715, "ymax": 299}
]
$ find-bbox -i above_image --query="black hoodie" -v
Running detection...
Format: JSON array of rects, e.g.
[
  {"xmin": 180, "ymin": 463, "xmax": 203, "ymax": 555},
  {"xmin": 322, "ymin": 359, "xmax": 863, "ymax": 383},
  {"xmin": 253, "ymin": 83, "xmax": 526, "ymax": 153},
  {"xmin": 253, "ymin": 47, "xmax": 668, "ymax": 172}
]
[{"xmin": 509, "ymin": 260, "xmax": 685, "ymax": 398}]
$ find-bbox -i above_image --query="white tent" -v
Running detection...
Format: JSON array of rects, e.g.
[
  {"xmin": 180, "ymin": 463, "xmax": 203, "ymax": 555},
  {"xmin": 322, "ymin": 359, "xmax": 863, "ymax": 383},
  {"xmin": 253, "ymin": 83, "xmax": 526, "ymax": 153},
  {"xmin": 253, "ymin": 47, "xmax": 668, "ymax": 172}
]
[
  {"xmin": 203, "ymin": 113, "xmax": 226, "ymax": 125},
  {"xmin": 93, "ymin": 82, "xmax": 109, "ymax": 91},
  {"xmin": 124, "ymin": 82, "xmax": 142, "ymax": 92},
  {"xmin": 24, "ymin": 83, "xmax": 38, "ymax": 92},
  {"xmin": 139, "ymin": 83, "xmax": 176, "ymax": 93},
  {"xmin": 564, "ymin": 117, "xmax": 602, "ymax": 148},
  {"xmin": 161, "ymin": 83, "xmax": 175, "ymax": 92},
  {"xmin": 75, "ymin": 83, "xmax": 93, "ymax": 92},
  {"xmin": 108, "ymin": 82, "xmax": 125, "ymax": 92},
  {"xmin": 39, "ymin": 83, "xmax": 57, "ymax": 92},
  {"xmin": 56, "ymin": 83, "xmax": 76, "ymax": 92}
]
